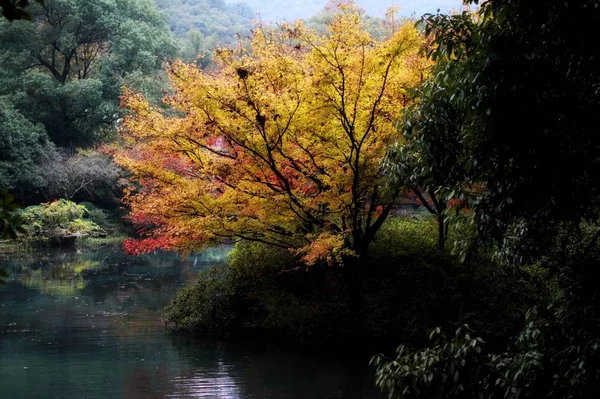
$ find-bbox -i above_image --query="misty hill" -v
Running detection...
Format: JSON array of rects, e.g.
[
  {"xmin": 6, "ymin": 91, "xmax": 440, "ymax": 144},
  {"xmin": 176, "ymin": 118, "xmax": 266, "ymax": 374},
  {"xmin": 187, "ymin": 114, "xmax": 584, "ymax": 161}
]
[
  {"xmin": 230, "ymin": 0, "xmax": 464, "ymax": 22},
  {"xmin": 155, "ymin": 0, "xmax": 253, "ymax": 42},
  {"xmin": 154, "ymin": 0, "xmax": 464, "ymax": 44}
]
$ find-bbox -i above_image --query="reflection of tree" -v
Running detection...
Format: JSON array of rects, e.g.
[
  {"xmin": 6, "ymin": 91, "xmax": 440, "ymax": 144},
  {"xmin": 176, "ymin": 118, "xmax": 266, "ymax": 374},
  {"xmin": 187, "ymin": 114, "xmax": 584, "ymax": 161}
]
[
  {"xmin": 165, "ymin": 337, "xmax": 382, "ymax": 398},
  {"xmin": 123, "ymin": 366, "xmax": 169, "ymax": 399},
  {"xmin": 122, "ymin": 363, "xmax": 244, "ymax": 399},
  {"xmin": 20, "ymin": 259, "xmax": 102, "ymax": 297}
]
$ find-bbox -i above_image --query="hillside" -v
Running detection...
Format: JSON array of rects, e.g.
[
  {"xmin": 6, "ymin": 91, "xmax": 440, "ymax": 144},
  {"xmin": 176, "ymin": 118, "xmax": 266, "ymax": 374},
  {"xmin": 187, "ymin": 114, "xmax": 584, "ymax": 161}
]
[
  {"xmin": 155, "ymin": 0, "xmax": 253, "ymax": 42},
  {"xmin": 228, "ymin": 0, "xmax": 465, "ymax": 22}
]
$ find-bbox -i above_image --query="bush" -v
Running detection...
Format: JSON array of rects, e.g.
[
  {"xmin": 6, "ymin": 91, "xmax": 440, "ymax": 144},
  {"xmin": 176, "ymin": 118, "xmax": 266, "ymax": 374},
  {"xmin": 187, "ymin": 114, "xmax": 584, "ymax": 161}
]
[
  {"xmin": 372, "ymin": 223, "xmax": 600, "ymax": 399},
  {"xmin": 371, "ymin": 325, "xmax": 488, "ymax": 399},
  {"xmin": 366, "ymin": 217, "xmax": 545, "ymax": 349},
  {"xmin": 40, "ymin": 149, "xmax": 122, "ymax": 207},
  {"xmin": 80, "ymin": 202, "xmax": 111, "ymax": 229},
  {"xmin": 165, "ymin": 242, "xmax": 351, "ymax": 343},
  {"xmin": 19, "ymin": 199, "xmax": 104, "ymax": 238},
  {"xmin": 166, "ymin": 217, "xmax": 543, "ymax": 350}
]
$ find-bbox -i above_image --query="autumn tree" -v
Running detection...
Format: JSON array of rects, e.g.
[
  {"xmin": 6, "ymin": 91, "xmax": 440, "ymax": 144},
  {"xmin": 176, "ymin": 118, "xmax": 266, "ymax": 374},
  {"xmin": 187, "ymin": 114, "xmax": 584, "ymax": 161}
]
[{"xmin": 117, "ymin": 4, "xmax": 428, "ymax": 267}]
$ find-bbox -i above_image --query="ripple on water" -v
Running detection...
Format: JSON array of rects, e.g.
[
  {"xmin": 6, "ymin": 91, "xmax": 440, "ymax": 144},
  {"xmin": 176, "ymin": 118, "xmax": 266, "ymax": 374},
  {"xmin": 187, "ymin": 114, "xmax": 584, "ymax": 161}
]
[{"xmin": 0, "ymin": 247, "xmax": 382, "ymax": 399}]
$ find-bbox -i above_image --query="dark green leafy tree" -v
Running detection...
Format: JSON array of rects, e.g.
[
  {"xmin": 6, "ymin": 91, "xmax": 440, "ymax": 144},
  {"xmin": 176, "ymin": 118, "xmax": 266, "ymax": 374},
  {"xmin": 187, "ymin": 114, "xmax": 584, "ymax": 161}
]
[
  {"xmin": 385, "ymin": 59, "xmax": 467, "ymax": 251},
  {"xmin": 387, "ymin": 0, "xmax": 600, "ymax": 261},
  {"xmin": 0, "ymin": 187, "xmax": 27, "ymax": 285},
  {"xmin": 0, "ymin": 0, "xmax": 43, "ymax": 20},
  {"xmin": 378, "ymin": 0, "xmax": 600, "ymax": 397},
  {"xmin": 0, "ymin": 0, "xmax": 177, "ymax": 147},
  {"xmin": 419, "ymin": 0, "xmax": 600, "ymax": 256},
  {"xmin": 0, "ymin": 97, "xmax": 57, "ymax": 197}
]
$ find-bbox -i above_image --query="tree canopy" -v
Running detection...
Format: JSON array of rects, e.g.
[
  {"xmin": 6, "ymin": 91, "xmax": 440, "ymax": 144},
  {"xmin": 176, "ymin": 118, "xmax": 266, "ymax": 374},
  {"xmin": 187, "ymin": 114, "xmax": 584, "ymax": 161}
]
[
  {"xmin": 0, "ymin": 0, "xmax": 43, "ymax": 21},
  {"xmin": 0, "ymin": 97, "xmax": 56, "ymax": 195},
  {"xmin": 388, "ymin": 0, "xmax": 600, "ymax": 261},
  {"xmin": 376, "ymin": 0, "xmax": 600, "ymax": 397},
  {"xmin": 0, "ymin": 0, "xmax": 177, "ymax": 148},
  {"xmin": 116, "ymin": 4, "xmax": 429, "ymax": 263}
]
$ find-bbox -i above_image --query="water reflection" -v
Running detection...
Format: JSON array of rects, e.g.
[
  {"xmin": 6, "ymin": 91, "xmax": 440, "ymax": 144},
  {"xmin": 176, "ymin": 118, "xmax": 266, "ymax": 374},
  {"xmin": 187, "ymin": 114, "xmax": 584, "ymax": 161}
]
[
  {"xmin": 0, "ymin": 246, "xmax": 382, "ymax": 399},
  {"xmin": 20, "ymin": 258, "xmax": 103, "ymax": 297}
]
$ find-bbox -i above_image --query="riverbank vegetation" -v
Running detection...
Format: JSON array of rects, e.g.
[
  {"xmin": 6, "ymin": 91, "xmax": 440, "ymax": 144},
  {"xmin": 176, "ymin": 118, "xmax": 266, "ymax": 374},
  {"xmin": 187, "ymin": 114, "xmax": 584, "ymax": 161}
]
[
  {"xmin": 165, "ymin": 217, "xmax": 546, "ymax": 352},
  {"xmin": 369, "ymin": 0, "xmax": 600, "ymax": 397}
]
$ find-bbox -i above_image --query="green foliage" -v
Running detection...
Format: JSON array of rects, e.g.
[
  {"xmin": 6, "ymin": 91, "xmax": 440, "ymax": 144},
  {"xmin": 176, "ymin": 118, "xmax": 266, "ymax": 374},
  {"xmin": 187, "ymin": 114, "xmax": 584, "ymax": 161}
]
[
  {"xmin": 367, "ymin": 217, "xmax": 543, "ymax": 346},
  {"xmin": 79, "ymin": 202, "xmax": 111, "ymax": 229},
  {"xmin": 370, "ymin": 216, "xmax": 437, "ymax": 259},
  {"xmin": 0, "ymin": 0, "xmax": 177, "ymax": 148},
  {"xmin": 371, "ymin": 318, "xmax": 544, "ymax": 399},
  {"xmin": 166, "ymin": 217, "xmax": 540, "ymax": 348},
  {"xmin": 377, "ymin": 1, "xmax": 600, "ymax": 393},
  {"xmin": 372, "ymin": 291, "xmax": 600, "ymax": 399},
  {"xmin": 177, "ymin": 28, "xmax": 216, "ymax": 67},
  {"xmin": 76, "ymin": 234, "xmax": 127, "ymax": 250},
  {"xmin": 155, "ymin": 0, "xmax": 252, "ymax": 61},
  {"xmin": 389, "ymin": 0, "xmax": 600, "ymax": 263},
  {"xmin": 376, "ymin": 0, "xmax": 600, "ymax": 394},
  {"xmin": 372, "ymin": 219, "xmax": 600, "ymax": 399},
  {"xmin": 241, "ymin": 0, "xmax": 437, "ymax": 23},
  {"xmin": 0, "ymin": 97, "xmax": 56, "ymax": 195},
  {"xmin": 307, "ymin": 2, "xmax": 398, "ymax": 41},
  {"xmin": 19, "ymin": 199, "xmax": 103, "ymax": 237},
  {"xmin": 165, "ymin": 242, "xmax": 305, "ymax": 337},
  {"xmin": 0, "ymin": 0, "xmax": 44, "ymax": 21},
  {"xmin": 0, "ymin": 187, "xmax": 27, "ymax": 240},
  {"xmin": 0, "ymin": 187, "xmax": 26, "ymax": 285},
  {"xmin": 372, "ymin": 325, "xmax": 486, "ymax": 399}
]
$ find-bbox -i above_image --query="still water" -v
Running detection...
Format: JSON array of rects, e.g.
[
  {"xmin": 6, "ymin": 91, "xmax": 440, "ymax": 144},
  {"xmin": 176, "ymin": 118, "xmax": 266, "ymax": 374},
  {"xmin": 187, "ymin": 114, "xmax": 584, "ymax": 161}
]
[{"xmin": 0, "ymin": 246, "xmax": 383, "ymax": 399}]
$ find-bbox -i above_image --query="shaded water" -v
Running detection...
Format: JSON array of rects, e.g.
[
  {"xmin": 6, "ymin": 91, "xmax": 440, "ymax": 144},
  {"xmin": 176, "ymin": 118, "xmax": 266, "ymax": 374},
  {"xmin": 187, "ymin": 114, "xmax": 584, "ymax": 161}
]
[{"xmin": 0, "ymin": 246, "xmax": 382, "ymax": 399}]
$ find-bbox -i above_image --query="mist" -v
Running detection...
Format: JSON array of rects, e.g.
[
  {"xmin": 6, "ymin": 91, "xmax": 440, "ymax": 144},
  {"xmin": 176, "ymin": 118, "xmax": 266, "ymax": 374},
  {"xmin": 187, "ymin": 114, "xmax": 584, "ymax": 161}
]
[{"xmin": 227, "ymin": 0, "xmax": 466, "ymax": 22}]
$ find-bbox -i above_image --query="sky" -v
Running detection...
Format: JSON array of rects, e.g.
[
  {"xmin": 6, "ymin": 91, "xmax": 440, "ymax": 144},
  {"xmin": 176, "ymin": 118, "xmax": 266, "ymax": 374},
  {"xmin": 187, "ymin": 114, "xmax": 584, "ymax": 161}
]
[
  {"xmin": 357, "ymin": 0, "xmax": 466, "ymax": 18},
  {"xmin": 230, "ymin": 0, "xmax": 467, "ymax": 23}
]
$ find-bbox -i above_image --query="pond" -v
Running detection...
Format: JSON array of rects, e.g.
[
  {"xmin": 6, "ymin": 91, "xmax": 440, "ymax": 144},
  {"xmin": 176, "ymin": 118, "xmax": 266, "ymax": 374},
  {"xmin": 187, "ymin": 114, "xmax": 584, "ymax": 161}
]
[{"xmin": 0, "ymin": 246, "xmax": 383, "ymax": 399}]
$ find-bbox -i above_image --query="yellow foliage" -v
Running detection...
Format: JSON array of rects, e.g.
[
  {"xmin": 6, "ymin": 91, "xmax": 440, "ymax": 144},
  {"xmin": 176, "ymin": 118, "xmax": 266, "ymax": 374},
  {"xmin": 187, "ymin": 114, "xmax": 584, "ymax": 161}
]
[{"xmin": 116, "ymin": 3, "xmax": 430, "ymax": 262}]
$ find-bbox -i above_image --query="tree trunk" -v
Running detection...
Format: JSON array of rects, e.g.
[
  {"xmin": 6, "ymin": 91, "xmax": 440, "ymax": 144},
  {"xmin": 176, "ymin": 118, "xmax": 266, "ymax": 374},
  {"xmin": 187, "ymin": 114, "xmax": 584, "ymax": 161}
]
[
  {"xmin": 438, "ymin": 214, "xmax": 446, "ymax": 250},
  {"xmin": 344, "ymin": 244, "xmax": 368, "ymax": 314}
]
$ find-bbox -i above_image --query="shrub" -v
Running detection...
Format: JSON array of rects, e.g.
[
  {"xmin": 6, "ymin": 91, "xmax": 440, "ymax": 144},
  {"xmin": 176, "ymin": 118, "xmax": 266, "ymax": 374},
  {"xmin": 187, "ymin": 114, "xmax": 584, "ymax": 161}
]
[
  {"xmin": 165, "ymin": 241, "xmax": 352, "ymax": 343},
  {"xmin": 80, "ymin": 201, "xmax": 111, "ymax": 229},
  {"xmin": 40, "ymin": 149, "xmax": 121, "ymax": 206},
  {"xmin": 166, "ymin": 217, "xmax": 543, "ymax": 349},
  {"xmin": 371, "ymin": 325, "xmax": 488, "ymax": 399},
  {"xmin": 19, "ymin": 199, "xmax": 104, "ymax": 238}
]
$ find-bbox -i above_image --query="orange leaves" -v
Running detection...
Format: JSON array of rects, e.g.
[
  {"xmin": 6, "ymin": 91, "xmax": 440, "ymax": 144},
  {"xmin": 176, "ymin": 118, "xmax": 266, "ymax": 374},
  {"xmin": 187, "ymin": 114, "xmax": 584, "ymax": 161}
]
[
  {"xmin": 116, "ymin": 3, "xmax": 430, "ymax": 259},
  {"xmin": 297, "ymin": 231, "xmax": 355, "ymax": 266}
]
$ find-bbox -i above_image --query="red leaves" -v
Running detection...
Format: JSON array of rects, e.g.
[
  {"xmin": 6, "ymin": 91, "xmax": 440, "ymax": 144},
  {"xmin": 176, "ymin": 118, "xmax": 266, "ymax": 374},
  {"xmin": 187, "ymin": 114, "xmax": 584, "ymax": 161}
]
[{"xmin": 123, "ymin": 237, "xmax": 171, "ymax": 255}]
